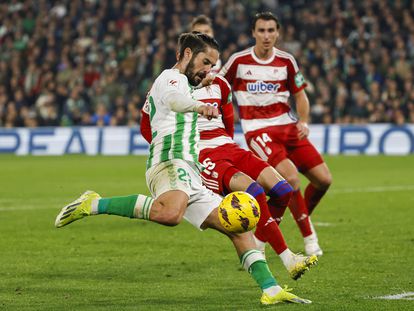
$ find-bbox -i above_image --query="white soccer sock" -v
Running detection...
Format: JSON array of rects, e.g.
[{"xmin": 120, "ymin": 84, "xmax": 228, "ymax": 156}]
[
  {"xmin": 91, "ymin": 199, "xmax": 99, "ymax": 215},
  {"xmin": 263, "ymin": 285, "xmax": 283, "ymax": 296},
  {"xmin": 279, "ymin": 248, "xmax": 295, "ymax": 268},
  {"xmin": 133, "ymin": 194, "xmax": 154, "ymax": 220},
  {"xmin": 304, "ymin": 232, "xmax": 318, "ymax": 244},
  {"xmin": 241, "ymin": 250, "xmax": 265, "ymax": 271}
]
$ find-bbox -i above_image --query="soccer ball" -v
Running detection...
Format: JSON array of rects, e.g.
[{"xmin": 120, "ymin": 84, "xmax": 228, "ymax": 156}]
[{"xmin": 218, "ymin": 191, "xmax": 261, "ymax": 233}]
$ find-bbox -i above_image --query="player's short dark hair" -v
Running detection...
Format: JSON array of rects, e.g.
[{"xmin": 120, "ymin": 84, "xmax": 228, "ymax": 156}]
[
  {"xmin": 252, "ymin": 12, "xmax": 280, "ymax": 30},
  {"xmin": 190, "ymin": 15, "xmax": 212, "ymax": 29},
  {"xmin": 177, "ymin": 32, "xmax": 219, "ymax": 60}
]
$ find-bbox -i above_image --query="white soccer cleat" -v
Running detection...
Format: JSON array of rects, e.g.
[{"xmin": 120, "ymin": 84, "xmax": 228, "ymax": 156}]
[{"xmin": 305, "ymin": 239, "xmax": 323, "ymax": 256}]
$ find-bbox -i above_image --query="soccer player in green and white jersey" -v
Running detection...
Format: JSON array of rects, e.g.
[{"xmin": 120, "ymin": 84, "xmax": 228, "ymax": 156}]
[{"xmin": 55, "ymin": 33, "xmax": 311, "ymax": 305}]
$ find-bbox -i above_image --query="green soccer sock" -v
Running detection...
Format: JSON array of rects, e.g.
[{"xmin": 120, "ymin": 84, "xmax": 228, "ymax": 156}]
[
  {"xmin": 97, "ymin": 194, "xmax": 153, "ymax": 220},
  {"xmin": 240, "ymin": 250, "xmax": 277, "ymax": 290}
]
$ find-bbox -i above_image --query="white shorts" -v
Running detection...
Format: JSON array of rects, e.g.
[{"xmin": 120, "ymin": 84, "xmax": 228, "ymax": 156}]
[{"xmin": 146, "ymin": 159, "xmax": 222, "ymax": 229}]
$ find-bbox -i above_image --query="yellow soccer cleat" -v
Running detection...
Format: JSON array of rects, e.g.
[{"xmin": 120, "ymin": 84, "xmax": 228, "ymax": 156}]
[
  {"xmin": 55, "ymin": 191, "xmax": 101, "ymax": 228},
  {"xmin": 288, "ymin": 254, "xmax": 318, "ymax": 280},
  {"xmin": 260, "ymin": 286, "xmax": 312, "ymax": 305}
]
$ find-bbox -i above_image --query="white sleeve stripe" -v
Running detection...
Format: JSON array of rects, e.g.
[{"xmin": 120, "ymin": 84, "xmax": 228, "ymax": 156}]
[
  {"xmin": 221, "ymin": 48, "xmax": 252, "ymax": 75},
  {"xmin": 275, "ymin": 49, "xmax": 299, "ymax": 72},
  {"xmin": 215, "ymin": 75, "xmax": 232, "ymax": 91}
]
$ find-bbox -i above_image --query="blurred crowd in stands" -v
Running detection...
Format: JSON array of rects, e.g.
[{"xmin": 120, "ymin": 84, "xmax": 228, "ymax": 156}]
[{"xmin": 0, "ymin": 0, "xmax": 413, "ymax": 128}]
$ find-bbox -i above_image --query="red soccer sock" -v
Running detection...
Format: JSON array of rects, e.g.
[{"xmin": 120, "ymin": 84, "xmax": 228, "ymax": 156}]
[
  {"xmin": 266, "ymin": 180, "xmax": 292, "ymax": 225},
  {"xmin": 267, "ymin": 196, "xmax": 288, "ymax": 225},
  {"xmin": 289, "ymin": 190, "xmax": 313, "ymax": 237},
  {"xmin": 254, "ymin": 192, "xmax": 288, "ymax": 254},
  {"xmin": 304, "ymin": 183, "xmax": 327, "ymax": 215},
  {"xmin": 246, "ymin": 183, "xmax": 288, "ymax": 255}
]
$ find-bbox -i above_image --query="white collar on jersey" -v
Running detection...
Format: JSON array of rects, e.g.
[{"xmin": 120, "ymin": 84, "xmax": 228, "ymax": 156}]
[{"xmin": 251, "ymin": 47, "xmax": 276, "ymax": 64}]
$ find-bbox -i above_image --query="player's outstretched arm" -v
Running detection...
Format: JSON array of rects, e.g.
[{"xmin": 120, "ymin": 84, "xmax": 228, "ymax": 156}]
[{"xmin": 164, "ymin": 90, "xmax": 218, "ymax": 118}]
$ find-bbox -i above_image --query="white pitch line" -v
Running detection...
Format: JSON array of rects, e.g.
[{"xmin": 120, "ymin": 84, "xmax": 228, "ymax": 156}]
[
  {"xmin": 313, "ymin": 222, "xmax": 335, "ymax": 227},
  {"xmin": 330, "ymin": 185, "xmax": 414, "ymax": 194},
  {"xmin": 373, "ymin": 292, "xmax": 414, "ymax": 300}
]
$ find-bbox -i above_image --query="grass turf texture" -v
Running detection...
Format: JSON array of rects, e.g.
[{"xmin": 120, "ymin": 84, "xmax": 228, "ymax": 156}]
[{"xmin": 0, "ymin": 155, "xmax": 413, "ymax": 310}]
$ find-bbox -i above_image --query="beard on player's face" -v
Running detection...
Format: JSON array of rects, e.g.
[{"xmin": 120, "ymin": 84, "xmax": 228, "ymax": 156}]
[{"xmin": 185, "ymin": 54, "xmax": 207, "ymax": 86}]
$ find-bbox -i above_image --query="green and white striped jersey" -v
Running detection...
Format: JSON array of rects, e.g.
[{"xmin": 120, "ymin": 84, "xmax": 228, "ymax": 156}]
[{"xmin": 143, "ymin": 69, "xmax": 199, "ymax": 169}]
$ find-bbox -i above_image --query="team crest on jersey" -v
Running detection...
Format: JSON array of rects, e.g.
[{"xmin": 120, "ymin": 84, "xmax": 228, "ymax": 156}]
[
  {"xmin": 294, "ymin": 72, "xmax": 305, "ymax": 87},
  {"xmin": 168, "ymin": 79, "xmax": 179, "ymax": 87},
  {"xmin": 247, "ymin": 81, "xmax": 281, "ymax": 94}
]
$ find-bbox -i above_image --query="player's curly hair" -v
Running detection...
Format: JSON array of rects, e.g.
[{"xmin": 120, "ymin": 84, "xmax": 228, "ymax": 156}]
[
  {"xmin": 252, "ymin": 12, "xmax": 280, "ymax": 30},
  {"xmin": 177, "ymin": 32, "xmax": 219, "ymax": 60}
]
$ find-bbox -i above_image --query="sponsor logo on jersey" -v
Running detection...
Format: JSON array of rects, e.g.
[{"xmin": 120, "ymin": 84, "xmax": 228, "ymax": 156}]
[
  {"xmin": 168, "ymin": 79, "xmax": 179, "ymax": 87},
  {"xmin": 247, "ymin": 81, "xmax": 281, "ymax": 94},
  {"xmin": 294, "ymin": 72, "xmax": 305, "ymax": 87},
  {"xmin": 245, "ymin": 70, "xmax": 252, "ymax": 75}
]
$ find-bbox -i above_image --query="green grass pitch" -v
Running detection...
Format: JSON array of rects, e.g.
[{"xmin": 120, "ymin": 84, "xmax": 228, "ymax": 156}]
[{"xmin": 0, "ymin": 155, "xmax": 413, "ymax": 310}]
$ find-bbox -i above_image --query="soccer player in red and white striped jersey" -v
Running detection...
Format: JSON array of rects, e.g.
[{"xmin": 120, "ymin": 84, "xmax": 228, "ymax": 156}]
[{"xmin": 220, "ymin": 12, "xmax": 332, "ymax": 256}]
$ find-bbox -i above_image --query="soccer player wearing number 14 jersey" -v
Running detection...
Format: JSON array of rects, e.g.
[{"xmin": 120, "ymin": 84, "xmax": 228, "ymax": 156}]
[{"xmin": 220, "ymin": 12, "xmax": 332, "ymax": 256}]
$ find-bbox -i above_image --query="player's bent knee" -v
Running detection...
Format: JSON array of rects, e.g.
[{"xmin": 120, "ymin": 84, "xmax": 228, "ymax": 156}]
[
  {"xmin": 285, "ymin": 175, "xmax": 300, "ymax": 190},
  {"xmin": 320, "ymin": 174, "xmax": 333, "ymax": 189},
  {"xmin": 160, "ymin": 214, "xmax": 183, "ymax": 226},
  {"xmin": 150, "ymin": 200, "xmax": 186, "ymax": 226},
  {"xmin": 315, "ymin": 172, "xmax": 333, "ymax": 190},
  {"xmin": 155, "ymin": 208, "xmax": 184, "ymax": 226}
]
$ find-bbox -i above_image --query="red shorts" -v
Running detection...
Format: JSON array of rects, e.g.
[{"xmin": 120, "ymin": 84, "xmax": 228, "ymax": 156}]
[
  {"xmin": 245, "ymin": 124, "xmax": 324, "ymax": 173},
  {"xmin": 199, "ymin": 143, "xmax": 270, "ymax": 195}
]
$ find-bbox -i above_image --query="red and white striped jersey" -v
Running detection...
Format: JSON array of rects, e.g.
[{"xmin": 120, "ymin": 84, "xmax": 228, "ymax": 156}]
[
  {"xmin": 193, "ymin": 75, "xmax": 234, "ymax": 151},
  {"xmin": 220, "ymin": 46, "xmax": 307, "ymax": 135}
]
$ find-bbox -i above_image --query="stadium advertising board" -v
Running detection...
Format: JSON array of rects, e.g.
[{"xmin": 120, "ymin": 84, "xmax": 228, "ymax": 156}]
[{"xmin": 0, "ymin": 124, "xmax": 413, "ymax": 155}]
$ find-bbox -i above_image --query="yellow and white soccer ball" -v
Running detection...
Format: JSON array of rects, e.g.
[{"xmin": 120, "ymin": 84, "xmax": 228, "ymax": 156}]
[{"xmin": 218, "ymin": 191, "xmax": 261, "ymax": 233}]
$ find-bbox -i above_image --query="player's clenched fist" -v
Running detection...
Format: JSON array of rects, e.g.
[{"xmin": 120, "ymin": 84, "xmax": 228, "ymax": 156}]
[{"xmin": 195, "ymin": 103, "xmax": 219, "ymax": 119}]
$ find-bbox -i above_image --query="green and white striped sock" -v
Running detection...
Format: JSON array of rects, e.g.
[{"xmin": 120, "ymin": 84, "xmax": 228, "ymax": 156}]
[
  {"xmin": 95, "ymin": 194, "xmax": 153, "ymax": 220},
  {"xmin": 240, "ymin": 249, "xmax": 278, "ymax": 291}
]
